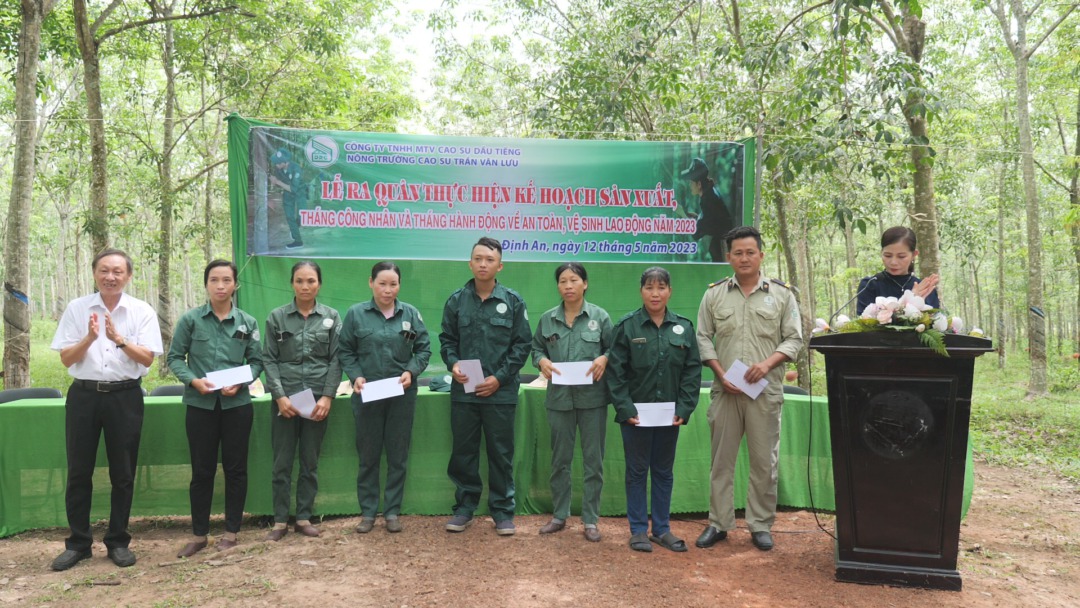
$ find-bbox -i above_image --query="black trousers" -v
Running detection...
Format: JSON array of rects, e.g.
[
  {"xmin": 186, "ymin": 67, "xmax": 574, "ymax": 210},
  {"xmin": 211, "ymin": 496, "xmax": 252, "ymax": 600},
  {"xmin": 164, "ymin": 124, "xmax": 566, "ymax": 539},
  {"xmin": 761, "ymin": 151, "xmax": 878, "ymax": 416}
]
[
  {"xmin": 186, "ymin": 401, "xmax": 253, "ymax": 536},
  {"xmin": 64, "ymin": 382, "xmax": 144, "ymax": 551}
]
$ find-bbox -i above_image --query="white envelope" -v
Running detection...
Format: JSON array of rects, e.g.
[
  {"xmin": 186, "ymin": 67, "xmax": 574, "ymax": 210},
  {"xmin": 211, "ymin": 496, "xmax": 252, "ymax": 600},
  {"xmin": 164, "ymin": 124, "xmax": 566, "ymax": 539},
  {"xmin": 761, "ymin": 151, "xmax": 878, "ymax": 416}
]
[
  {"xmin": 206, "ymin": 365, "xmax": 254, "ymax": 390},
  {"xmin": 635, "ymin": 402, "xmax": 675, "ymax": 427},
  {"xmin": 360, "ymin": 377, "xmax": 406, "ymax": 403},
  {"xmin": 458, "ymin": 359, "xmax": 484, "ymax": 394},
  {"xmin": 723, "ymin": 359, "xmax": 768, "ymax": 400},
  {"xmin": 288, "ymin": 388, "xmax": 318, "ymax": 419},
  {"xmin": 550, "ymin": 361, "xmax": 595, "ymax": 386}
]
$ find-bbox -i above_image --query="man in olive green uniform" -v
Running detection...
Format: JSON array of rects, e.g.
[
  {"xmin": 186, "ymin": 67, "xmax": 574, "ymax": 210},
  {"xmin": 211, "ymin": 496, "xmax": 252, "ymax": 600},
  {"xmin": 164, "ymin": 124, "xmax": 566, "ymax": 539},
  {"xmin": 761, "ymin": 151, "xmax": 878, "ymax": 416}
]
[
  {"xmin": 262, "ymin": 299, "xmax": 342, "ymax": 535},
  {"xmin": 531, "ymin": 294, "xmax": 613, "ymax": 540},
  {"xmin": 695, "ymin": 226, "xmax": 802, "ymax": 552},
  {"xmin": 440, "ymin": 237, "xmax": 531, "ymax": 536},
  {"xmin": 270, "ymin": 148, "xmax": 306, "ymax": 249}
]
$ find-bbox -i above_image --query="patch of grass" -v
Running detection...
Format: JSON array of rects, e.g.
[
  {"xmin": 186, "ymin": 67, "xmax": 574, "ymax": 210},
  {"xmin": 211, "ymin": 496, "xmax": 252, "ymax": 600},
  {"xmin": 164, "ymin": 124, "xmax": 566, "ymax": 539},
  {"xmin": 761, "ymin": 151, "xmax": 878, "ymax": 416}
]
[{"xmin": 969, "ymin": 356, "xmax": 1080, "ymax": 481}]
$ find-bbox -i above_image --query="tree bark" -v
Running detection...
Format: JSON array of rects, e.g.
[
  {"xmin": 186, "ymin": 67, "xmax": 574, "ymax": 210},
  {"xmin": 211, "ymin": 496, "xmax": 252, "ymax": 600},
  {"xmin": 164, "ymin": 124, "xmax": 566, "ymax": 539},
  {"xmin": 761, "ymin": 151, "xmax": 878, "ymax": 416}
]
[
  {"xmin": 4, "ymin": 0, "xmax": 59, "ymax": 389},
  {"xmin": 73, "ymin": 0, "xmax": 110, "ymax": 255},
  {"xmin": 1070, "ymin": 73, "xmax": 1080, "ymax": 370},
  {"xmin": 771, "ymin": 166, "xmax": 811, "ymax": 389},
  {"xmin": 156, "ymin": 1, "xmax": 177, "ymax": 374}
]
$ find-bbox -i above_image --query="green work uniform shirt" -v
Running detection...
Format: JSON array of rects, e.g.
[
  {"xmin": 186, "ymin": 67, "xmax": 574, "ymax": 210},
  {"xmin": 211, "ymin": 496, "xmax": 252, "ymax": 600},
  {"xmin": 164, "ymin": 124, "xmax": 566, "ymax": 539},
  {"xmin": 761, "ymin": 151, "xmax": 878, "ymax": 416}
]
[
  {"xmin": 439, "ymin": 279, "xmax": 531, "ymax": 405},
  {"xmin": 338, "ymin": 299, "xmax": 431, "ymax": 387},
  {"xmin": 167, "ymin": 303, "xmax": 264, "ymax": 410},
  {"xmin": 695, "ymin": 274, "xmax": 802, "ymax": 398},
  {"xmin": 607, "ymin": 307, "xmax": 702, "ymax": 424},
  {"xmin": 530, "ymin": 301, "xmax": 613, "ymax": 411},
  {"xmin": 262, "ymin": 300, "xmax": 343, "ymax": 401},
  {"xmin": 274, "ymin": 160, "xmax": 305, "ymax": 205}
]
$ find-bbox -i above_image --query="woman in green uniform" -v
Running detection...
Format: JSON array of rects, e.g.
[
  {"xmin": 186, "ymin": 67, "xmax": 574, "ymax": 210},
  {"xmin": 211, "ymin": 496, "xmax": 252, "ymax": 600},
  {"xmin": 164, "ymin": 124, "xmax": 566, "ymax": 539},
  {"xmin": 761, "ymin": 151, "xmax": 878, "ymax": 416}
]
[
  {"xmin": 338, "ymin": 262, "xmax": 431, "ymax": 533},
  {"xmin": 168, "ymin": 260, "xmax": 263, "ymax": 558},
  {"xmin": 262, "ymin": 261, "xmax": 342, "ymax": 540},
  {"xmin": 531, "ymin": 263, "xmax": 613, "ymax": 542},
  {"xmin": 607, "ymin": 266, "xmax": 701, "ymax": 553}
]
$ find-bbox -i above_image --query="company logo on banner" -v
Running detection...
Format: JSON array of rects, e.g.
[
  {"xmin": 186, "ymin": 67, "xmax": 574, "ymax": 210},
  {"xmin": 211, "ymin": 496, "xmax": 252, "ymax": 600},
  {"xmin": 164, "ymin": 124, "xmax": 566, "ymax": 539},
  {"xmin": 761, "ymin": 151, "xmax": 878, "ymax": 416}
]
[
  {"xmin": 305, "ymin": 136, "xmax": 339, "ymax": 168},
  {"xmin": 248, "ymin": 127, "xmax": 748, "ymax": 263}
]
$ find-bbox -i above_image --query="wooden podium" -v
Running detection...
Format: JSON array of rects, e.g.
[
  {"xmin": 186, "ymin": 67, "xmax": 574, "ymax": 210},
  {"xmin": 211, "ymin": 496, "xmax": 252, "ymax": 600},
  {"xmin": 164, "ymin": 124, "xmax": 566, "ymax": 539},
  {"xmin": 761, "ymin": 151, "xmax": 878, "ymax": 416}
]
[{"xmin": 810, "ymin": 332, "xmax": 993, "ymax": 591}]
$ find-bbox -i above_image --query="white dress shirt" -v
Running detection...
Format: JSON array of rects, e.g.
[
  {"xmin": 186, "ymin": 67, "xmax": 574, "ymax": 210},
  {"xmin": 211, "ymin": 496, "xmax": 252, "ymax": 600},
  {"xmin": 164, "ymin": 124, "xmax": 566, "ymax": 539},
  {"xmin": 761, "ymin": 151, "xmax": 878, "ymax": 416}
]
[{"xmin": 51, "ymin": 292, "xmax": 164, "ymax": 381}]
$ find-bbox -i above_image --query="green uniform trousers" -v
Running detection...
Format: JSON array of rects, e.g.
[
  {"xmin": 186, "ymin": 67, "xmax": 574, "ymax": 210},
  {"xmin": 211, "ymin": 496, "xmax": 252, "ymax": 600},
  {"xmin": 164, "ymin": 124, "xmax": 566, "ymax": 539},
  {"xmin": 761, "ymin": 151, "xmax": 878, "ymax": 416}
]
[
  {"xmin": 270, "ymin": 406, "xmax": 328, "ymax": 523},
  {"xmin": 706, "ymin": 389, "xmax": 783, "ymax": 533},
  {"xmin": 448, "ymin": 401, "xmax": 516, "ymax": 521},
  {"xmin": 547, "ymin": 407, "xmax": 607, "ymax": 524},
  {"xmin": 352, "ymin": 392, "xmax": 417, "ymax": 517}
]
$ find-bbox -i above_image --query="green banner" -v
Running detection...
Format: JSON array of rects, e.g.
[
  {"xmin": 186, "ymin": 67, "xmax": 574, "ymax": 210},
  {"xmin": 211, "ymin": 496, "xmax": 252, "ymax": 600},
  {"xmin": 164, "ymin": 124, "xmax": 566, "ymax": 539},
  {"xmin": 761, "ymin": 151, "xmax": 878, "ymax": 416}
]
[{"xmin": 242, "ymin": 122, "xmax": 751, "ymax": 263}]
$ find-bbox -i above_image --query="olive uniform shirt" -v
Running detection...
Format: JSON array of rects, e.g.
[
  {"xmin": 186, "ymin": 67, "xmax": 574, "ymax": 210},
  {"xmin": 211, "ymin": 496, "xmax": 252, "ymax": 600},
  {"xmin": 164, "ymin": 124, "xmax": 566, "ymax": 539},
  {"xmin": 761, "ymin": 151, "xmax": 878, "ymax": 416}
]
[
  {"xmin": 262, "ymin": 300, "xmax": 343, "ymax": 401},
  {"xmin": 439, "ymin": 280, "xmax": 531, "ymax": 405},
  {"xmin": 530, "ymin": 301, "xmax": 613, "ymax": 411},
  {"xmin": 695, "ymin": 274, "xmax": 802, "ymax": 394},
  {"xmin": 607, "ymin": 307, "xmax": 702, "ymax": 424},
  {"xmin": 167, "ymin": 303, "xmax": 264, "ymax": 409},
  {"xmin": 337, "ymin": 299, "xmax": 431, "ymax": 386}
]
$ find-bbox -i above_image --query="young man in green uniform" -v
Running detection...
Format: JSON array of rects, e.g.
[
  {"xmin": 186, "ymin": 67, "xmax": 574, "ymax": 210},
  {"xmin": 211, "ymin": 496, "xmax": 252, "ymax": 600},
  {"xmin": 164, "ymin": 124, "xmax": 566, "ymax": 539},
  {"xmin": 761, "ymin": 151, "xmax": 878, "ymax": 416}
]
[
  {"xmin": 694, "ymin": 226, "xmax": 803, "ymax": 551},
  {"xmin": 269, "ymin": 148, "xmax": 306, "ymax": 250},
  {"xmin": 440, "ymin": 237, "xmax": 531, "ymax": 536}
]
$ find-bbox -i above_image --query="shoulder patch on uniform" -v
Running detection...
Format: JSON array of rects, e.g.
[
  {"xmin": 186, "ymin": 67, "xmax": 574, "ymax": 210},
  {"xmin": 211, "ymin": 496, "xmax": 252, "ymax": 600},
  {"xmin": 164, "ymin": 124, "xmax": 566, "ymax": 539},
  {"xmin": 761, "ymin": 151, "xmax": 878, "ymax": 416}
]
[
  {"xmin": 769, "ymin": 278, "xmax": 790, "ymax": 289},
  {"xmin": 708, "ymin": 277, "xmax": 731, "ymax": 288}
]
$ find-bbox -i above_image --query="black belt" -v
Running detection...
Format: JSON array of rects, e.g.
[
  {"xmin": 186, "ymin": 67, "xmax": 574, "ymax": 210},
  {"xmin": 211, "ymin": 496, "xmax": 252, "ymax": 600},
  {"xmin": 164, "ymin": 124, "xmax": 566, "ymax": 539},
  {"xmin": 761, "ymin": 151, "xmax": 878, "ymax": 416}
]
[{"xmin": 72, "ymin": 378, "xmax": 142, "ymax": 393}]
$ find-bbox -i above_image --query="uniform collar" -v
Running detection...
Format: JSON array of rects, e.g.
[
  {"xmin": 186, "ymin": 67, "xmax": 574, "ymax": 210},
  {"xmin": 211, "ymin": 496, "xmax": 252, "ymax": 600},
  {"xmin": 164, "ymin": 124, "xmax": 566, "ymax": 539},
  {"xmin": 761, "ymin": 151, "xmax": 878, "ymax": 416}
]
[
  {"xmin": 553, "ymin": 300, "xmax": 591, "ymax": 324},
  {"xmin": 729, "ymin": 272, "xmax": 768, "ymax": 294},
  {"xmin": 361, "ymin": 298, "xmax": 402, "ymax": 317},
  {"xmin": 465, "ymin": 279, "xmax": 508, "ymax": 301},
  {"xmin": 198, "ymin": 302, "xmax": 240, "ymax": 322},
  {"xmin": 285, "ymin": 298, "xmax": 326, "ymax": 317},
  {"xmin": 632, "ymin": 306, "xmax": 677, "ymax": 326}
]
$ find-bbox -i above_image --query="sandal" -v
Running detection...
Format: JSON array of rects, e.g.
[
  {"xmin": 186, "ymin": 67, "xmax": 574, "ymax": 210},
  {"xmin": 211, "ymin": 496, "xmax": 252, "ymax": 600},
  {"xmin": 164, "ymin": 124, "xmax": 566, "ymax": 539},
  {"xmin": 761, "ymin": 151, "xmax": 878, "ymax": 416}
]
[
  {"xmin": 650, "ymin": 532, "xmax": 688, "ymax": 552},
  {"xmin": 629, "ymin": 532, "xmax": 653, "ymax": 552}
]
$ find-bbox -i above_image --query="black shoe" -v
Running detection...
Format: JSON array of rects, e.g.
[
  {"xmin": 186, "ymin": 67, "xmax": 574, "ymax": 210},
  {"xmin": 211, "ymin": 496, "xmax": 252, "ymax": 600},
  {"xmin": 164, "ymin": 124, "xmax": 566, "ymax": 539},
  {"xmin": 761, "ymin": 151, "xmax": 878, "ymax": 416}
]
[
  {"xmin": 51, "ymin": 548, "xmax": 92, "ymax": 571},
  {"xmin": 751, "ymin": 531, "xmax": 774, "ymax": 551},
  {"xmin": 285, "ymin": 240, "xmax": 303, "ymax": 249},
  {"xmin": 107, "ymin": 547, "xmax": 136, "ymax": 567},
  {"xmin": 695, "ymin": 526, "xmax": 727, "ymax": 548}
]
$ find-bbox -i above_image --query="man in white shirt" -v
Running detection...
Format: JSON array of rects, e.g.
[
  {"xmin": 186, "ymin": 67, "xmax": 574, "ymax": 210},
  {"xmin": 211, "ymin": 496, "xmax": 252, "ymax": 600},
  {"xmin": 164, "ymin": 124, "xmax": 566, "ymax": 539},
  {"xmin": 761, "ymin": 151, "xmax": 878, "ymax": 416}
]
[{"xmin": 49, "ymin": 249, "xmax": 163, "ymax": 571}]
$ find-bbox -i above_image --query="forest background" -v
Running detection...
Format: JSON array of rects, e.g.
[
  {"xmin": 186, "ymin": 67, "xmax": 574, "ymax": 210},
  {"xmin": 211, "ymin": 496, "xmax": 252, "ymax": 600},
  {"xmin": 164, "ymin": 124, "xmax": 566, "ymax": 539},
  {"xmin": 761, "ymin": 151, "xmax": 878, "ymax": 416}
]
[{"xmin": 2, "ymin": 1, "xmax": 1077, "ymax": 408}]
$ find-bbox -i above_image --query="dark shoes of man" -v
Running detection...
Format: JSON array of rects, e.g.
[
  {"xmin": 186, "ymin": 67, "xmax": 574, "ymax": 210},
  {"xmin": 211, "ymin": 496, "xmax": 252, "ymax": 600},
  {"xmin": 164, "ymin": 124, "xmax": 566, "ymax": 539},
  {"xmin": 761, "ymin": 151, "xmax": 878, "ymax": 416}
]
[
  {"xmin": 385, "ymin": 516, "xmax": 403, "ymax": 533},
  {"xmin": 356, "ymin": 518, "xmax": 376, "ymax": 534},
  {"xmin": 538, "ymin": 519, "xmax": 565, "ymax": 534},
  {"xmin": 50, "ymin": 548, "xmax": 92, "ymax": 571},
  {"xmin": 751, "ymin": 530, "xmax": 774, "ymax": 551},
  {"xmin": 445, "ymin": 514, "xmax": 473, "ymax": 532},
  {"xmin": 265, "ymin": 528, "xmax": 287, "ymax": 542},
  {"xmin": 107, "ymin": 547, "xmax": 136, "ymax": 568},
  {"xmin": 583, "ymin": 527, "xmax": 601, "ymax": 542},
  {"xmin": 695, "ymin": 526, "xmax": 728, "ymax": 548}
]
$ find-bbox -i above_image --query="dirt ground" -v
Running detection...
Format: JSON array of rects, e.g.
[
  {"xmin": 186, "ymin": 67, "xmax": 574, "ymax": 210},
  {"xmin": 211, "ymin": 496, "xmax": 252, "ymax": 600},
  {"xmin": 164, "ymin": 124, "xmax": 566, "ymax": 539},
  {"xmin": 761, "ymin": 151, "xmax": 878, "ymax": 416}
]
[{"xmin": 0, "ymin": 460, "xmax": 1076, "ymax": 608}]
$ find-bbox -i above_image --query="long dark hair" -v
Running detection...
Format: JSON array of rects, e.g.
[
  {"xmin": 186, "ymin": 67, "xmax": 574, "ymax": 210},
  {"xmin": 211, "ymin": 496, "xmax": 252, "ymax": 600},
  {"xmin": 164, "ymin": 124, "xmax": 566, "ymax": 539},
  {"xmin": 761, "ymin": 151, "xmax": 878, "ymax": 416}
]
[{"xmin": 881, "ymin": 226, "xmax": 917, "ymax": 274}]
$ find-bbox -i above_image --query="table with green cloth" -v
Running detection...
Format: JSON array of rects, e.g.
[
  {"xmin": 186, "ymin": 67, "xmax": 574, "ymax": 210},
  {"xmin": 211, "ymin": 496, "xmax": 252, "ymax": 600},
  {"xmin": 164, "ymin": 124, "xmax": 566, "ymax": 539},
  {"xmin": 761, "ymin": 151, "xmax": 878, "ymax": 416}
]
[{"xmin": 0, "ymin": 388, "xmax": 972, "ymax": 538}]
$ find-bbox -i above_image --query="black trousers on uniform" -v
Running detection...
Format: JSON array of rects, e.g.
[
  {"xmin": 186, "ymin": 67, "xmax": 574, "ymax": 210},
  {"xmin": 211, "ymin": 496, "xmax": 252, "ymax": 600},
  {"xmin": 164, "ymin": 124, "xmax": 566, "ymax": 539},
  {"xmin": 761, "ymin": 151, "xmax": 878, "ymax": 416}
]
[
  {"xmin": 185, "ymin": 401, "xmax": 253, "ymax": 536},
  {"xmin": 64, "ymin": 382, "xmax": 144, "ymax": 551}
]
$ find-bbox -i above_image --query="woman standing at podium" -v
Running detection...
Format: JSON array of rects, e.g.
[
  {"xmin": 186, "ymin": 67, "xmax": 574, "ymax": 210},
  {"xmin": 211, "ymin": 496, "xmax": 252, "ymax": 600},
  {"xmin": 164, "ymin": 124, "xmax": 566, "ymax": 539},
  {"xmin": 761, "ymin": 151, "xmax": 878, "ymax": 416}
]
[
  {"xmin": 856, "ymin": 226, "xmax": 941, "ymax": 314},
  {"xmin": 607, "ymin": 267, "xmax": 701, "ymax": 553},
  {"xmin": 338, "ymin": 261, "xmax": 431, "ymax": 533},
  {"xmin": 262, "ymin": 261, "xmax": 342, "ymax": 541},
  {"xmin": 168, "ymin": 260, "xmax": 263, "ymax": 558},
  {"xmin": 531, "ymin": 263, "xmax": 613, "ymax": 542}
]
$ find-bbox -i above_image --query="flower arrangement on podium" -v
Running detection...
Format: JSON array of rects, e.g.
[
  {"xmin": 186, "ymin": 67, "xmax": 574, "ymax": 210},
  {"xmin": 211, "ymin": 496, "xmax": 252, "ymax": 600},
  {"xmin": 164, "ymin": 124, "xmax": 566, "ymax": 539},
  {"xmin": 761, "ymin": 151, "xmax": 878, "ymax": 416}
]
[{"xmin": 812, "ymin": 290, "xmax": 983, "ymax": 357}]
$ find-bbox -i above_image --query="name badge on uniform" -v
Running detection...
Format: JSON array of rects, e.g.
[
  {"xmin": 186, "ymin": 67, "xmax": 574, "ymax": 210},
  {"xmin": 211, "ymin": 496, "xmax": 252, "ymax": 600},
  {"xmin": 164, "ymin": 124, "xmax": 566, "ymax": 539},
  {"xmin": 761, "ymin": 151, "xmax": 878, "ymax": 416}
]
[
  {"xmin": 323, "ymin": 318, "xmax": 334, "ymax": 328},
  {"xmin": 402, "ymin": 321, "xmax": 412, "ymax": 332},
  {"xmin": 496, "ymin": 303, "xmax": 508, "ymax": 314},
  {"xmin": 764, "ymin": 295, "xmax": 775, "ymax": 307},
  {"xmin": 631, "ymin": 337, "xmax": 647, "ymax": 344},
  {"xmin": 672, "ymin": 325, "xmax": 685, "ymax": 335},
  {"xmin": 588, "ymin": 320, "xmax": 599, "ymax": 331}
]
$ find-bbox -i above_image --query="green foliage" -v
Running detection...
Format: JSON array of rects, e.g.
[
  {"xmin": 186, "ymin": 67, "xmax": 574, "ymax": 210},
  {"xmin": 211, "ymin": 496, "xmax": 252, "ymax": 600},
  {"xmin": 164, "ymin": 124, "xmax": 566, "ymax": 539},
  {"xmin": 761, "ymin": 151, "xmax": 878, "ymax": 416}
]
[{"xmin": 917, "ymin": 328, "xmax": 948, "ymax": 357}]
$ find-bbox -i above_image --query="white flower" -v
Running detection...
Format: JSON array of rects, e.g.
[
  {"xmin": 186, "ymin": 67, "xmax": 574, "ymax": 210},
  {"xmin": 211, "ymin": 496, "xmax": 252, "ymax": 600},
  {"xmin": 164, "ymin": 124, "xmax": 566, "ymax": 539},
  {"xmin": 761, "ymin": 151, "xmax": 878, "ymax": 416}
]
[
  {"xmin": 915, "ymin": 323, "xmax": 926, "ymax": 333},
  {"xmin": 951, "ymin": 317, "xmax": 965, "ymax": 334},
  {"xmin": 861, "ymin": 303, "xmax": 879, "ymax": 319},
  {"xmin": 969, "ymin": 327, "xmax": 984, "ymax": 338},
  {"xmin": 932, "ymin": 313, "xmax": 948, "ymax": 332},
  {"xmin": 812, "ymin": 318, "xmax": 830, "ymax": 334},
  {"xmin": 835, "ymin": 314, "xmax": 851, "ymax": 328},
  {"xmin": 901, "ymin": 302, "xmax": 924, "ymax": 321}
]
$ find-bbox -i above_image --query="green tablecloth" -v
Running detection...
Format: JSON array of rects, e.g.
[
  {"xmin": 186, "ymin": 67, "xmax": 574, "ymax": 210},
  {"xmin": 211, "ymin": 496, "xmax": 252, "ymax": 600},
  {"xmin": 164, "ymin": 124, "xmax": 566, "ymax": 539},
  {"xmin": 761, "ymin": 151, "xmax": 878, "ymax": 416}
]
[{"xmin": 0, "ymin": 388, "xmax": 972, "ymax": 538}]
